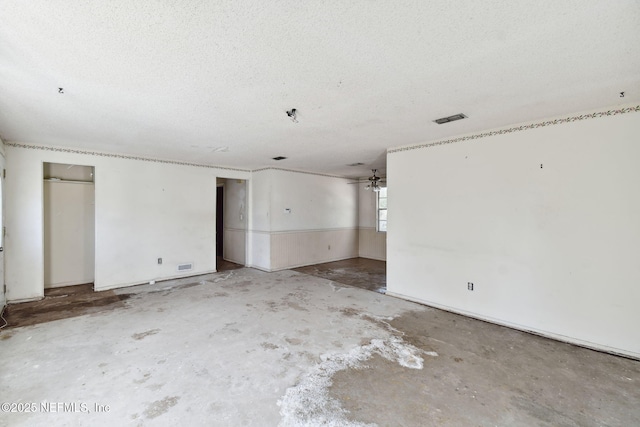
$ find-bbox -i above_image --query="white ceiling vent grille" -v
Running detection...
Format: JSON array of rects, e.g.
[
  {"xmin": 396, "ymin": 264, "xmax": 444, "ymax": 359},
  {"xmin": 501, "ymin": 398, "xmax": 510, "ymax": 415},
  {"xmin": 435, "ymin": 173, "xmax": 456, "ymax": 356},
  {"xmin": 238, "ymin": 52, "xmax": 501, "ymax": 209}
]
[{"xmin": 177, "ymin": 263, "xmax": 193, "ymax": 272}]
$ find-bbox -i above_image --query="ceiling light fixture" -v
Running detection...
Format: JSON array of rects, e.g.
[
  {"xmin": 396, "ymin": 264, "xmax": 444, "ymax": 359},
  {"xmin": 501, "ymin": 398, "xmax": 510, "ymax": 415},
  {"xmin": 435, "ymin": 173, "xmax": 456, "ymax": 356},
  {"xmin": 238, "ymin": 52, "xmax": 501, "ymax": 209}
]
[
  {"xmin": 434, "ymin": 113, "xmax": 467, "ymax": 124},
  {"xmin": 347, "ymin": 169, "xmax": 386, "ymax": 191},
  {"xmin": 286, "ymin": 108, "xmax": 298, "ymax": 123},
  {"xmin": 366, "ymin": 169, "xmax": 383, "ymax": 192}
]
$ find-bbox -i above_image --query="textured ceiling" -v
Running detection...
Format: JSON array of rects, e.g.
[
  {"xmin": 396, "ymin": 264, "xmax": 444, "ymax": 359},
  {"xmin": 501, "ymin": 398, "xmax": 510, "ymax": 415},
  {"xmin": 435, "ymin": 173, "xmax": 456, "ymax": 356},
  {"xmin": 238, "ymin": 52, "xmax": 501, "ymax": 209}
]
[{"xmin": 1, "ymin": 0, "xmax": 639, "ymax": 177}]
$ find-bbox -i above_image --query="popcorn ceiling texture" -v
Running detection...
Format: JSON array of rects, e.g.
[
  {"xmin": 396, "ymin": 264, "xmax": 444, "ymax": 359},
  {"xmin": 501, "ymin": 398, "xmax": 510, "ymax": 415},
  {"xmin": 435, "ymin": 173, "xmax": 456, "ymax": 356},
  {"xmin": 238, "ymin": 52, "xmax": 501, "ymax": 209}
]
[{"xmin": 1, "ymin": 1, "xmax": 639, "ymax": 176}]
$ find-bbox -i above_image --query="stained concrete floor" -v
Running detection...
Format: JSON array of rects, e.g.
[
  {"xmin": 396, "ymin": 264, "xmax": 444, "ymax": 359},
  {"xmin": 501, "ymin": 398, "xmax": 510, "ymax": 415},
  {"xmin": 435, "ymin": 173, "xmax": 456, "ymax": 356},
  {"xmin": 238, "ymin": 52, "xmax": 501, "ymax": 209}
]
[
  {"xmin": 2, "ymin": 258, "xmax": 244, "ymax": 330},
  {"xmin": 293, "ymin": 258, "xmax": 386, "ymax": 294},
  {"xmin": 1, "ymin": 267, "xmax": 638, "ymax": 426}
]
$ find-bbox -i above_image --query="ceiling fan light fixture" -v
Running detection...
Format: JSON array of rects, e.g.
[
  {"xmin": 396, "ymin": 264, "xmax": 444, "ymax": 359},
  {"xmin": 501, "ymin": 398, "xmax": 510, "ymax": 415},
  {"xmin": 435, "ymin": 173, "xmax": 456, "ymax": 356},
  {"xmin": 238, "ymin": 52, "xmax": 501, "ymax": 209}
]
[
  {"xmin": 347, "ymin": 169, "xmax": 385, "ymax": 191},
  {"xmin": 366, "ymin": 169, "xmax": 384, "ymax": 192}
]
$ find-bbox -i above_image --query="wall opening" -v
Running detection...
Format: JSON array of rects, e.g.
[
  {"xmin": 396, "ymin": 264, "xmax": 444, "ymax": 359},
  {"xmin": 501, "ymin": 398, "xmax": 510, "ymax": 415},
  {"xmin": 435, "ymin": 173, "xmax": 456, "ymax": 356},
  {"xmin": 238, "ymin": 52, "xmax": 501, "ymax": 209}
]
[
  {"xmin": 216, "ymin": 184, "xmax": 224, "ymax": 260},
  {"xmin": 0, "ymin": 155, "xmax": 5, "ymax": 308},
  {"xmin": 43, "ymin": 163, "xmax": 95, "ymax": 290},
  {"xmin": 217, "ymin": 178, "xmax": 247, "ymax": 269}
]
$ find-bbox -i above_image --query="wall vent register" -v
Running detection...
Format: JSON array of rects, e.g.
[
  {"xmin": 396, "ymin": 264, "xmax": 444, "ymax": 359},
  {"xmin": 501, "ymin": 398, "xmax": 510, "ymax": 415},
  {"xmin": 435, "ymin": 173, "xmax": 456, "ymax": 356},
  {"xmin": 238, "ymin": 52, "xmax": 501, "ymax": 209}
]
[{"xmin": 177, "ymin": 263, "xmax": 193, "ymax": 272}]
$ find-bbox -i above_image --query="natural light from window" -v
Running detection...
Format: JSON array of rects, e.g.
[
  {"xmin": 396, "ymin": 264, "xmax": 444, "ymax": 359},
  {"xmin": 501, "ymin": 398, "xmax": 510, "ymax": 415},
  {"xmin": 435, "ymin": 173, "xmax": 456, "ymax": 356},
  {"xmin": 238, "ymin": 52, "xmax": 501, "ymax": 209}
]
[{"xmin": 377, "ymin": 187, "xmax": 387, "ymax": 232}]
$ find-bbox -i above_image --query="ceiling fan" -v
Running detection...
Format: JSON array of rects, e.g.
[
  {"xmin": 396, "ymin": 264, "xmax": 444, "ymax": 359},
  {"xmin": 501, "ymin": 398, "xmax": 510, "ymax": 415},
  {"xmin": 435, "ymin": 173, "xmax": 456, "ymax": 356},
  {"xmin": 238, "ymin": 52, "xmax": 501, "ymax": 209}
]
[{"xmin": 348, "ymin": 169, "xmax": 386, "ymax": 192}]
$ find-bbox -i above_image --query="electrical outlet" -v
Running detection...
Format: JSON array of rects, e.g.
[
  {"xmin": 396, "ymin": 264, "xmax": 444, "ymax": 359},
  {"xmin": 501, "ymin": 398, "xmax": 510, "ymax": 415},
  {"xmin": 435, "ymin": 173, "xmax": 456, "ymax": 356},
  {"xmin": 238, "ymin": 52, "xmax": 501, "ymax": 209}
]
[
  {"xmin": 467, "ymin": 282, "xmax": 474, "ymax": 291},
  {"xmin": 158, "ymin": 258, "xmax": 162, "ymax": 265}
]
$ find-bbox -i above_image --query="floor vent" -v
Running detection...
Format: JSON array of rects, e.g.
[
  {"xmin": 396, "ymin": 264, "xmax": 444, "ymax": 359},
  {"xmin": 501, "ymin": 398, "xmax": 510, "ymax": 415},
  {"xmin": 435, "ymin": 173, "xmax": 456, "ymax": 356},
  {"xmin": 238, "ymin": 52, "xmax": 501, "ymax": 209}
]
[{"xmin": 177, "ymin": 263, "xmax": 193, "ymax": 272}]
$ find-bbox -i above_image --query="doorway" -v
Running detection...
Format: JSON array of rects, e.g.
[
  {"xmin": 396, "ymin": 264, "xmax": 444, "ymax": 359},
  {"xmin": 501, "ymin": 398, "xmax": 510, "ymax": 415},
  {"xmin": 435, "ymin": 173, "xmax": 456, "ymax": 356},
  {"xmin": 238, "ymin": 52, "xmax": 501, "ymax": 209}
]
[
  {"xmin": 216, "ymin": 178, "xmax": 247, "ymax": 270},
  {"xmin": 216, "ymin": 185, "xmax": 224, "ymax": 257},
  {"xmin": 43, "ymin": 163, "xmax": 95, "ymax": 289},
  {"xmin": 0, "ymin": 155, "xmax": 5, "ymax": 308}
]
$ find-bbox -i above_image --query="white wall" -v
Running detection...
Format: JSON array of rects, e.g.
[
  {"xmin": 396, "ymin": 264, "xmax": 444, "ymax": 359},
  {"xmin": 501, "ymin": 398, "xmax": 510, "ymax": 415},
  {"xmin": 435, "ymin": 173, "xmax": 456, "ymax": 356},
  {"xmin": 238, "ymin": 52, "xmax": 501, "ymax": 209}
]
[
  {"xmin": 247, "ymin": 169, "xmax": 272, "ymax": 270},
  {"xmin": 357, "ymin": 184, "xmax": 386, "ymax": 260},
  {"xmin": 5, "ymin": 145, "xmax": 249, "ymax": 301},
  {"xmin": 248, "ymin": 169, "xmax": 358, "ymax": 271},
  {"xmin": 44, "ymin": 181, "xmax": 95, "ymax": 288},
  {"xmin": 269, "ymin": 169, "xmax": 356, "ymax": 232},
  {"xmin": 0, "ymin": 141, "xmax": 5, "ymax": 309},
  {"xmin": 387, "ymin": 106, "xmax": 640, "ymax": 358}
]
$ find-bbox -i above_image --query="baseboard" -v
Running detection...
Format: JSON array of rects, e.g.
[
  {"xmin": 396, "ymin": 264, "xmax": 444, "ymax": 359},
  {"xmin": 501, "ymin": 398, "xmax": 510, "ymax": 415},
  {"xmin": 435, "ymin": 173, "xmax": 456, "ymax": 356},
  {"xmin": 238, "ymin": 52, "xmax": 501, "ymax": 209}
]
[
  {"xmin": 358, "ymin": 254, "xmax": 386, "ymax": 261},
  {"xmin": 45, "ymin": 279, "xmax": 94, "ymax": 289},
  {"xmin": 7, "ymin": 295, "xmax": 44, "ymax": 304},
  {"xmin": 248, "ymin": 255, "xmax": 360, "ymax": 273},
  {"xmin": 271, "ymin": 255, "xmax": 358, "ymax": 272},
  {"xmin": 247, "ymin": 264, "xmax": 273, "ymax": 273},
  {"xmin": 385, "ymin": 291, "xmax": 640, "ymax": 361},
  {"xmin": 222, "ymin": 257, "xmax": 246, "ymax": 266},
  {"xmin": 94, "ymin": 269, "xmax": 218, "ymax": 292}
]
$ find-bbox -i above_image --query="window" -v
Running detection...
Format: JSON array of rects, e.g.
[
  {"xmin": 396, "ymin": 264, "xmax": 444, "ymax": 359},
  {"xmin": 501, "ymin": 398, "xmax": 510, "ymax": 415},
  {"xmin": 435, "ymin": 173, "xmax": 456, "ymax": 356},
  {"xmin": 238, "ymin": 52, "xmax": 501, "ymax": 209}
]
[{"xmin": 377, "ymin": 187, "xmax": 387, "ymax": 232}]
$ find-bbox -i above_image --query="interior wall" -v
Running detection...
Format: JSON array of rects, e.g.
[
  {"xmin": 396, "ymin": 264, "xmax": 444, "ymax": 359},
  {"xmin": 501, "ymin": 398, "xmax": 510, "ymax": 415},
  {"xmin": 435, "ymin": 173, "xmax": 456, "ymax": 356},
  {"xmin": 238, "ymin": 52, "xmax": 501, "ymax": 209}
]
[
  {"xmin": 387, "ymin": 105, "xmax": 640, "ymax": 358},
  {"xmin": 358, "ymin": 184, "xmax": 386, "ymax": 260},
  {"xmin": 44, "ymin": 163, "xmax": 94, "ymax": 181},
  {"xmin": 223, "ymin": 178, "xmax": 247, "ymax": 265},
  {"xmin": 43, "ymin": 181, "xmax": 95, "ymax": 288},
  {"xmin": 248, "ymin": 169, "xmax": 358, "ymax": 271},
  {"xmin": 0, "ymin": 140, "xmax": 5, "ymax": 309},
  {"xmin": 247, "ymin": 169, "xmax": 272, "ymax": 270},
  {"xmin": 5, "ymin": 145, "xmax": 249, "ymax": 301}
]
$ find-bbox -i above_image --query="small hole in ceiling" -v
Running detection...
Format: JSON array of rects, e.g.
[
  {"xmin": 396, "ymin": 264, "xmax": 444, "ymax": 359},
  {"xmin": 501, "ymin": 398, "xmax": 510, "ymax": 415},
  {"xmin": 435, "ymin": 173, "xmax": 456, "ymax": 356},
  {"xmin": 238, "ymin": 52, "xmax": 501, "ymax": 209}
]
[
  {"xmin": 58, "ymin": 88, "xmax": 64, "ymax": 94},
  {"xmin": 286, "ymin": 109, "xmax": 298, "ymax": 123},
  {"xmin": 272, "ymin": 156, "xmax": 287, "ymax": 161}
]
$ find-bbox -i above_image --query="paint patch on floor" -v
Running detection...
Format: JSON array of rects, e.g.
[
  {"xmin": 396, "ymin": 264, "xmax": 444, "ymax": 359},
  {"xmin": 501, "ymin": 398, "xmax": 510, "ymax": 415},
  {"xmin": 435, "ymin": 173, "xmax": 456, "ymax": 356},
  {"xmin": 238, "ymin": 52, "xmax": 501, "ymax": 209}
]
[
  {"xmin": 278, "ymin": 336, "xmax": 431, "ymax": 426},
  {"xmin": 132, "ymin": 329, "xmax": 160, "ymax": 340},
  {"xmin": 143, "ymin": 395, "xmax": 180, "ymax": 419}
]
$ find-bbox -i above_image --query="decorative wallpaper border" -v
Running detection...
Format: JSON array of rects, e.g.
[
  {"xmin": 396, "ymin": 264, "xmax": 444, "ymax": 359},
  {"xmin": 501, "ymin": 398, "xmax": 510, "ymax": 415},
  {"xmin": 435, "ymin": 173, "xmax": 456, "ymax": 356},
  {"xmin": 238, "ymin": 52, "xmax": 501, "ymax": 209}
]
[
  {"xmin": 5, "ymin": 142, "xmax": 251, "ymax": 173},
  {"xmin": 10, "ymin": 105, "xmax": 637, "ymax": 170},
  {"xmin": 5, "ymin": 143, "xmax": 350, "ymax": 178},
  {"xmin": 388, "ymin": 105, "xmax": 640, "ymax": 154},
  {"xmin": 251, "ymin": 167, "xmax": 348, "ymax": 179}
]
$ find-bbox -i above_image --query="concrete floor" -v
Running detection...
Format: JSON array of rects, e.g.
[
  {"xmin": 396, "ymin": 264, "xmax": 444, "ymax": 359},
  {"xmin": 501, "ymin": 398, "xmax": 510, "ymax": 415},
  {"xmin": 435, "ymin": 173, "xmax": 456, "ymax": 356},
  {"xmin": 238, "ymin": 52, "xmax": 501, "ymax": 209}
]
[
  {"xmin": 293, "ymin": 258, "xmax": 386, "ymax": 294},
  {"xmin": 1, "ymin": 266, "xmax": 638, "ymax": 426}
]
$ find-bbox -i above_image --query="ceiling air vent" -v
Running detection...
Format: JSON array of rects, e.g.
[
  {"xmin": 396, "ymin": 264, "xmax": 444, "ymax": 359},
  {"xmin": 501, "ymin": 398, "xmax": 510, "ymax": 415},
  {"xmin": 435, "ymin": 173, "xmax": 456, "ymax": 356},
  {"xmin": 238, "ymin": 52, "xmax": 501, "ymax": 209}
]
[
  {"xmin": 272, "ymin": 156, "xmax": 287, "ymax": 161},
  {"xmin": 434, "ymin": 113, "xmax": 467, "ymax": 124},
  {"xmin": 177, "ymin": 263, "xmax": 193, "ymax": 272}
]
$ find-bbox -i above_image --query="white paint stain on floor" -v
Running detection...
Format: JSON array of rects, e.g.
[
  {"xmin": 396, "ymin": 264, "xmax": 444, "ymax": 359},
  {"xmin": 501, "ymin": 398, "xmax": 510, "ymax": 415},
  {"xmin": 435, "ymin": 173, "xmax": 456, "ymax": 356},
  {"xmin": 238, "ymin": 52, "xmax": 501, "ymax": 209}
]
[{"xmin": 278, "ymin": 336, "xmax": 436, "ymax": 426}]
